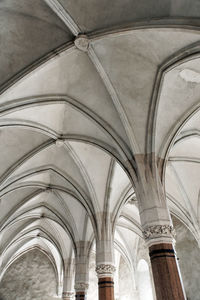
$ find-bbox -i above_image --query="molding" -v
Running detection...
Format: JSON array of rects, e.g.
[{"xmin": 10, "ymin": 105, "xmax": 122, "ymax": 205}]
[
  {"xmin": 0, "ymin": 230, "xmax": 63, "ymax": 284},
  {"xmin": 146, "ymin": 42, "xmax": 200, "ymax": 176},
  {"xmin": 88, "ymin": 45, "xmax": 140, "ymax": 154},
  {"xmin": 169, "ymin": 156, "xmax": 200, "ymax": 163},
  {"xmin": 0, "ymin": 42, "xmax": 74, "ymax": 96},
  {"xmin": 169, "ymin": 163, "xmax": 200, "ymax": 241},
  {"xmin": 0, "ymin": 139, "xmax": 54, "ymax": 186},
  {"xmin": 1, "ymin": 22, "xmax": 200, "ymax": 96},
  {"xmin": 44, "ymin": 0, "xmax": 81, "ymax": 36},
  {"xmin": 89, "ymin": 19, "xmax": 200, "ymax": 40},
  {"xmin": 96, "ymin": 264, "xmax": 116, "ymax": 278},
  {"xmin": 0, "ymin": 95, "xmax": 133, "ymax": 164},
  {"xmin": 118, "ymin": 213, "xmax": 143, "ymax": 236},
  {"xmin": 174, "ymin": 129, "xmax": 200, "ymax": 145},
  {"xmin": 143, "ymin": 225, "xmax": 175, "ymax": 245}
]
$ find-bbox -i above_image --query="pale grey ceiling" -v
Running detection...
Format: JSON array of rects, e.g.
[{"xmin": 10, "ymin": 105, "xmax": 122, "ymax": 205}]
[{"xmin": 1, "ymin": 0, "xmax": 200, "ymax": 290}]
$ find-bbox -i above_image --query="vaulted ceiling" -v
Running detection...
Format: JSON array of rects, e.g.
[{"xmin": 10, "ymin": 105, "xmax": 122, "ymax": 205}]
[{"xmin": 0, "ymin": 0, "xmax": 200, "ymax": 290}]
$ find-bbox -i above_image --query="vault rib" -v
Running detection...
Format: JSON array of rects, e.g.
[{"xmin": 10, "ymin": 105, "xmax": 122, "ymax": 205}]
[{"xmin": 44, "ymin": 0, "xmax": 81, "ymax": 36}]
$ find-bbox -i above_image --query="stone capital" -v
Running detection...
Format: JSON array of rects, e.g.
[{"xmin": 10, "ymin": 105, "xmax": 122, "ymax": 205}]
[
  {"xmin": 96, "ymin": 263, "xmax": 116, "ymax": 278},
  {"xmin": 143, "ymin": 224, "xmax": 175, "ymax": 247},
  {"xmin": 74, "ymin": 282, "xmax": 89, "ymax": 292},
  {"xmin": 62, "ymin": 291, "xmax": 74, "ymax": 300}
]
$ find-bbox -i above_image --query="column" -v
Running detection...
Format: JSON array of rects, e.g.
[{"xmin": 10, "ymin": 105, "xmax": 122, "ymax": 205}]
[
  {"xmin": 62, "ymin": 258, "xmax": 74, "ymax": 300},
  {"xmin": 147, "ymin": 240, "xmax": 185, "ymax": 300},
  {"xmin": 96, "ymin": 264, "xmax": 115, "ymax": 300},
  {"xmin": 74, "ymin": 241, "xmax": 90, "ymax": 300},
  {"xmin": 96, "ymin": 236, "xmax": 115, "ymax": 300},
  {"xmin": 136, "ymin": 160, "xmax": 185, "ymax": 300}
]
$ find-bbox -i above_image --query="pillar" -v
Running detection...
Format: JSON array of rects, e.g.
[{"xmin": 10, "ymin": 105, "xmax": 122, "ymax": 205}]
[
  {"xmin": 135, "ymin": 158, "xmax": 186, "ymax": 300},
  {"xmin": 146, "ymin": 232, "xmax": 185, "ymax": 300},
  {"xmin": 96, "ymin": 264, "xmax": 115, "ymax": 300},
  {"xmin": 74, "ymin": 241, "xmax": 90, "ymax": 300},
  {"xmin": 149, "ymin": 242, "xmax": 184, "ymax": 299},
  {"xmin": 62, "ymin": 258, "xmax": 74, "ymax": 300},
  {"xmin": 96, "ymin": 232, "xmax": 115, "ymax": 300},
  {"xmin": 143, "ymin": 226, "xmax": 186, "ymax": 300}
]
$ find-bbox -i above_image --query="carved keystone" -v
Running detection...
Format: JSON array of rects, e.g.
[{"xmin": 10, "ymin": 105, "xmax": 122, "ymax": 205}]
[{"xmin": 74, "ymin": 35, "xmax": 89, "ymax": 52}]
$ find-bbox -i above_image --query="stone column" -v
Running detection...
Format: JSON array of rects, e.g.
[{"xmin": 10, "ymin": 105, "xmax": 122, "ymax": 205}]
[
  {"xmin": 74, "ymin": 241, "xmax": 90, "ymax": 300},
  {"xmin": 96, "ymin": 237, "xmax": 115, "ymax": 300},
  {"xmin": 62, "ymin": 258, "xmax": 74, "ymax": 300},
  {"xmin": 143, "ymin": 226, "xmax": 185, "ymax": 300},
  {"xmin": 136, "ymin": 160, "xmax": 186, "ymax": 300},
  {"xmin": 96, "ymin": 264, "xmax": 115, "ymax": 300}
]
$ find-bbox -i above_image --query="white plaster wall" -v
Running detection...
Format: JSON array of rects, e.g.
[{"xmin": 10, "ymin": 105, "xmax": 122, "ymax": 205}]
[
  {"xmin": 0, "ymin": 249, "xmax": 57, "ymax": 300},
  {"xmin": 137, "ymin": 259, "xmax": 154, "ymax": 300},
  {"xmin": 173, "ymin": 217, "xmax": 200, "ymax": 300},
  {"xmin": 119, "ymin": 257, "xmax": 135, "ymax": 300}
]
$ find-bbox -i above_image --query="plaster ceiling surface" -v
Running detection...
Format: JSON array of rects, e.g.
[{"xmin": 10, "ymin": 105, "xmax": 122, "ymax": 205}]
[
  {"xmin": 166, "ymin": 106, "xmax": 200, "ymax": 244},
  {"xmin": 0, "ymin": 0, "xmax": 73, "ymax": 88},
  {"xmin": 58, "ymin": 0, "xmax": 200, "ymax": 32},
  {"xmin": 1, "ymin": 0, "xmax": 200, "ymax": 291}
]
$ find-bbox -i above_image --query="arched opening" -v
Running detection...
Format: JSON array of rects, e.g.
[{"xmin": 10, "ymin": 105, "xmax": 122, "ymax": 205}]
[
  {"xmin": 172, "ymin": 216, "xmax": 200, "ymax": 300},
  {"xmin": 137, "ymin": 259, "xmax": 154, "ymax": 300},
  {"xmin": 0, "ymin": 249, "xmax": 57, "ymax": 300},
  {"xmin": 118, "ymin": 255, "xmax": 134, "ymax": 300}
]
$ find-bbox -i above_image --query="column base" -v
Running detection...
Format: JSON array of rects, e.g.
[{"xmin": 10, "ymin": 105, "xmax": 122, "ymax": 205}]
[{"xmin": 149, "ymin": 243, "xmax": 185, "ymax": 300}]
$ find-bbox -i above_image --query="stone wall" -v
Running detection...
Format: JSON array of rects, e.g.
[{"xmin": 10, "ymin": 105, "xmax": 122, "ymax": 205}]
[
  {"xmin": 173, "ymin": 216, "xmax": 200, "ymax": 300},
  {"xmin": 0, "ymin": 249, "xmax": 57, "ymax": 300}
]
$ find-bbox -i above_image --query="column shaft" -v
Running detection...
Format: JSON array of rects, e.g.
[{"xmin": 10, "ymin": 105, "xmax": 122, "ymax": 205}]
[
  {"xmin": 75, "ymin": 291, "xmax": 86, "ymax": 300},
  {"xmin": 149, "ymin": 243, "xmax": 185, "ymax": 300},
  {"xmin": 98, "ymin": 277, "xmax": 114, "ymax": 300}
]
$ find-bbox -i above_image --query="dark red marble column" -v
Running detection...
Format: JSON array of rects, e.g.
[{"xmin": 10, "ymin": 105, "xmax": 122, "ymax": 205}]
[
  {"xmin": 98, "ymin": 277, "xmax": 114, "ymax": 300},
  {"xmin": 75, "ymin": 291, "xmax": 86, "ymax": 300},
  {"xmin": 149, "ymin": 243, "xmax": 185, "ymax": 300}
]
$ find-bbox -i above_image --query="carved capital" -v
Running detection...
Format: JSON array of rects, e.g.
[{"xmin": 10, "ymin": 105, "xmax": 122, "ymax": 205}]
[
  {"xmin": 96, "ymin": 264, "xmax": 116, "ymax": 278},
  {"xmin": 74, "ymin": 282, "xmax": 89, "ymax": 292},
  {"xmin": 143, "ymin": 225, "xmax": 175, "ymax": 243},
  {"xmin": 62, "ymin": 291, "xmax": 74, "ymax": 299}
]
